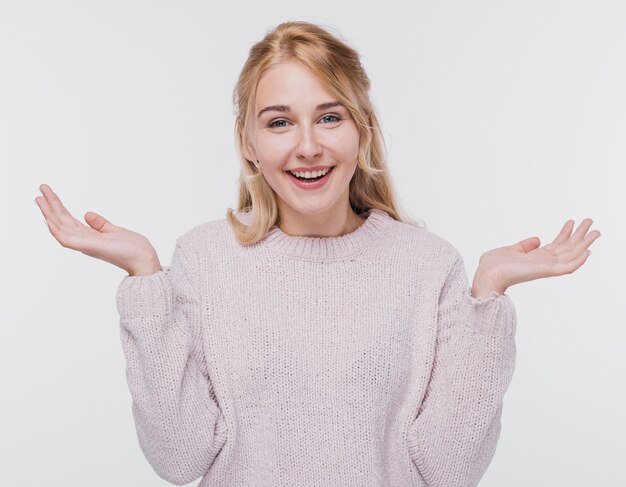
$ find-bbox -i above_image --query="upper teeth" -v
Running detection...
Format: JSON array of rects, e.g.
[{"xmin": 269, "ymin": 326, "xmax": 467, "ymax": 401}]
[{"xmin": 289, "ymin": 167, "xmax": 331, "ymax": 179}]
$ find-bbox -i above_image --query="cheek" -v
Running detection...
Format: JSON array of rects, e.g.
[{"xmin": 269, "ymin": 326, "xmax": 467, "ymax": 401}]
[
  {"xmin": 257, "ymin": 135, "xmax": 293, "ymax": 161},
  {"xmin": 335, "ymin": 123, "xmax": 359, "ymax": 149},
  {"xmin": 333, "ymin": 132, "xmax": 360, "ymax": 161}
]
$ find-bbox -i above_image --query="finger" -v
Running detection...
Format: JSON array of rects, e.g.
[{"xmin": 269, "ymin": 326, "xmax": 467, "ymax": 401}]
[
  {"xmin": 36, "ymin": 195, "xmax": 73, "ymax": 246},
  {"xmin": 84, "ymin": 211, "xmax": 114, "ymax": 233},
  {"xmin": 571, "ymin": 228, "xmax": 601, "ymax": 256},
  {"xmin": 35, "ymin": 192, "xmax": 62, "ymax": 229},
  {"xmin": 36, "ymin": 185, "xmax": 86, "ymax": 249},
  {"xmin": 551, "ymin": 219, "xmax": 575, "ymax": 246},
  {"xmin": 569, "ymin": 218, "xmax": 594, "ymax": 244},
  {"xmin": 558, "ymin": 227, "xmax": 600, "ymax": 265},
  {"xmin": 38, "ymin": 184, "xmax": 80, "ymax": 227},
  {"xmin": 515, "ymin": 236, "xmax": 541, "ymax": 253},
  {"xmin": 543, "ymin": 219, "xmax": 574, "ymax": 251}
]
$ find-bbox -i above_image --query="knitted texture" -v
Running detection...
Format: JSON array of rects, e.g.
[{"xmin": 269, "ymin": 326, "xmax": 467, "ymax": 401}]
[{"xmin": 116, "ymin": 208, "xmax": 517, "ymax": 487}]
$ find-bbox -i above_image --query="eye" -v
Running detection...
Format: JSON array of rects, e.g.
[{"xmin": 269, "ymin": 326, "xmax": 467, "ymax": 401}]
[
  {"xmin": 268, "ymin": 119, "xmax": 289, "ymax": 128},
  {"xmin": 267, "ymin": 114, "xmax": 342, "ymax": 129},
  {"xmin": 320, "ymin": 114, "xmax": 341, "ymax": 124}
]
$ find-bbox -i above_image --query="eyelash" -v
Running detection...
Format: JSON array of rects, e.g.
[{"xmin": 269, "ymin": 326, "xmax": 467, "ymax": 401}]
[{"xmin": 268, "ymin": 114, "xmax": 342, "ymax": 128}]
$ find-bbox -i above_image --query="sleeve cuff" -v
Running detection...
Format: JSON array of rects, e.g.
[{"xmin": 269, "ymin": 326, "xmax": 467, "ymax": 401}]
[
  {"xmin": 115, "ymin": 265, "xmax": 173, "ymax": 319},
  {"xmin": 461, "ymin": 285, "xmax": 517, "ymax": 338}
]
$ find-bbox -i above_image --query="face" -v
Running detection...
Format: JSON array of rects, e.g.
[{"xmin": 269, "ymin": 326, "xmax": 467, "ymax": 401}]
[{"xmin": 243, "ymin": 61, "xmax": 361, "ymax": 225}]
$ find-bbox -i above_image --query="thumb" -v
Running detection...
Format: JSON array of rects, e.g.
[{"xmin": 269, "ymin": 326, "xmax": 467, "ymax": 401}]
[
  {"xmin": 84, "ymin": 211, "xmax": 115, "ymax": 232},
  {"xmin": 514, "ymin": 236, "xmax": 541, "ymax": 253}
]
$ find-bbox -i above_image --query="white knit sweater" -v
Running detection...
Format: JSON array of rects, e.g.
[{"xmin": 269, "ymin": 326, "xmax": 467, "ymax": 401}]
[{"xmin": 116, "ymin": 208, "xmax": 517, "ymax": 486}]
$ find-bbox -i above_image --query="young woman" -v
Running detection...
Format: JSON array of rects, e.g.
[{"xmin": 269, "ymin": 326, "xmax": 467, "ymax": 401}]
[{"xmin": 35, "ymin": 21, "xmax": 600, "ymax": 487}]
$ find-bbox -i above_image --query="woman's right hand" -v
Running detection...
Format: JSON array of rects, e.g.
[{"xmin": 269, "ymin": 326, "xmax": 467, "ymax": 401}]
[{"xmin": 35, "ymin": 183, "xmax": 162, "ymax": 276}]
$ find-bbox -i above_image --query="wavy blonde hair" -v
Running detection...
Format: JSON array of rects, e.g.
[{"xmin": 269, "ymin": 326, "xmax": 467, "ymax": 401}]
[{"xmin": 226, "ymin": 20, "xmax": 425, "ymax": 244}]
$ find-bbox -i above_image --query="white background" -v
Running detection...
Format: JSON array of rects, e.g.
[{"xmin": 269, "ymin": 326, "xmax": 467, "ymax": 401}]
[{"xmin": 1, "ymin": 1, "xmax": 624, "ymax": 485}]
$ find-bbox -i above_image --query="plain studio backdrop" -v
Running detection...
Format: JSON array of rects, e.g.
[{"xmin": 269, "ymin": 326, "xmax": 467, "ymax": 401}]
[{"xmin": 1, "ymin": 1, "xmax": 624, "ymax": 486}]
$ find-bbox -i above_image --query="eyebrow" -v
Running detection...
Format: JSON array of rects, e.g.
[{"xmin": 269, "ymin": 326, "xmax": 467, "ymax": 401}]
[{"xmin": 257, "ymin": 101, "xmax": 344, "ymax": 119}]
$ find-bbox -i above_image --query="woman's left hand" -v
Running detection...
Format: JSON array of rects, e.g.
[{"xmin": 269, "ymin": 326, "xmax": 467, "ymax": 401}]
[{"xmin": 471, "ymin": 218, "xmax": 601, "ymax": 297}]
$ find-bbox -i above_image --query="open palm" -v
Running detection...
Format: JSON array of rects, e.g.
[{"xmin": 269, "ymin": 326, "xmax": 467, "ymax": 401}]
[
  {"xmin": 35, "ymin": 183, "xmax": 159, "ymax": 274},
  {"xmin": 477, "ymin": 218, "xmax": 601, "ymax": 292}
]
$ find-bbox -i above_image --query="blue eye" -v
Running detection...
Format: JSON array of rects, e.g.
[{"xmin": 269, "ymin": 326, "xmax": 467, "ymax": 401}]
[
  {"xmin": 322, "ymin": 115, "xmax": 340, "ymax": 123},
  {"xmin": 268, "ymin": 115, "xmax": 341, "ymax": 128},
  {"xmin": 268, "ymin": 120, "xmax": 288, "ymax": 128}
]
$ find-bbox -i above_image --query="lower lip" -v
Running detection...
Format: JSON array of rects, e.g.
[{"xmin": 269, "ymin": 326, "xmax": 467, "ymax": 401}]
[{"xmin": 287, "ymin": 166, "xmax": 335, "ymax": 190}]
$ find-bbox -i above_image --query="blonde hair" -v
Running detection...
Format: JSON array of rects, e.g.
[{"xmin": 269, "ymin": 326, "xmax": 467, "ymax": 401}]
[{"xmin": 226, "ymin": 20, "xmax": 425, "ymax": 244}]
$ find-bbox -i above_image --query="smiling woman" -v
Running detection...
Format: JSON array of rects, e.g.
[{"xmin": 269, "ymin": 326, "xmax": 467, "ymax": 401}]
[
  {"xmin": 228, "ymin": 22, "xmax": 421, "ymax": 243},
  {"xmin": 113, "ymin": 20, "xmax": 597, "ymax": 487},
  {"xmin": 35, "ymin": 18, "xmax": 600, "ymax": 487},
  {"xmin": 239, "ymin": 61, "xmax": 368, "ymax": 237}
]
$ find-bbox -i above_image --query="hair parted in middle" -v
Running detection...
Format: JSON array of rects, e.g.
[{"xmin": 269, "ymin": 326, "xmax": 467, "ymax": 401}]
[{"xmin": 226, "ymin": 20, "xmax": 425, "ymax": 245}]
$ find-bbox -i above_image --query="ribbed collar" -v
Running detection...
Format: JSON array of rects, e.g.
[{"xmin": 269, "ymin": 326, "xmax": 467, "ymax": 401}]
[{"xmin": 260, "ymin": 208, "xmax": 393, "ymax": 260}]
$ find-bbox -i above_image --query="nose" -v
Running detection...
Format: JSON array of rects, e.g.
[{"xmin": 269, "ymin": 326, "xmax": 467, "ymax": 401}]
[{"xmin": 295, "ymin": 124, "xmax": 322, "ymax": 160}]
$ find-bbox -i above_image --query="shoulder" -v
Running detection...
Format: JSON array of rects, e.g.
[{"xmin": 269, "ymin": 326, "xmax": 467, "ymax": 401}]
[
  {"xmin": 385, "ymin": 216, "xmax": 462, "ymax": 267},
  {"xmin": 174, "ymin": 212, "xmax": 244, "ymax": 253}
]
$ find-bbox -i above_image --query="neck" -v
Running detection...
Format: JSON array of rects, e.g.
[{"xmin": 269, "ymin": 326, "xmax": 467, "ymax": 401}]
[{"xmin": 277, "ymin": 205, "xmax": 365, "ymax": 238}]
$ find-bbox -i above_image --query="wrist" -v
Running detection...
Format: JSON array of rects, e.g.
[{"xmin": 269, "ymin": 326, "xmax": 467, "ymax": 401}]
[
  {"xmin": 128, "ymin": 252, "xmax": 161, "ymax": 276},
  {"xmin": 472, "ymin": 266, "xmax": 507, "ymax": 299}
]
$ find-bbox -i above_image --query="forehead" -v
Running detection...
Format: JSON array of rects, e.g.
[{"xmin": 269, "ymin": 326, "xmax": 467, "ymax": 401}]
[{"xmin": 255, "ymin": 61, "xmax": 335, "ymax": 107}]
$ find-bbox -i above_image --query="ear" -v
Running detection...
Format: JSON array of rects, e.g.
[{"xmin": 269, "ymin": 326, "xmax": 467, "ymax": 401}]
[
  {"xmin": 241, "ymin": 139, "xmax": 258, "ymax": 164},
  {"xmin": 237, "ymin": 117, "xmax": 258, "ymax": 163}
]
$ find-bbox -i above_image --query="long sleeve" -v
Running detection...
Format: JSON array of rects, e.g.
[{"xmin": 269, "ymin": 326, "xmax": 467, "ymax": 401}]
[
  {"xmin": 406, "ymin": 252, "xmax": 517, "ymax": 487},
  {"xmin": 116, "ymin": 239, "xmax": 228, "ymax": 485}
]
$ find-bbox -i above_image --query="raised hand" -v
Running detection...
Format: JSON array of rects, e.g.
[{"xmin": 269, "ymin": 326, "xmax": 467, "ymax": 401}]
[
  {"xmin": 471, "ymin": 219, "xmax": 601, "ymax": 298},
  {"xmin": 35, "ymin": 184, "xmax": 161, "ymax": 276}
]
